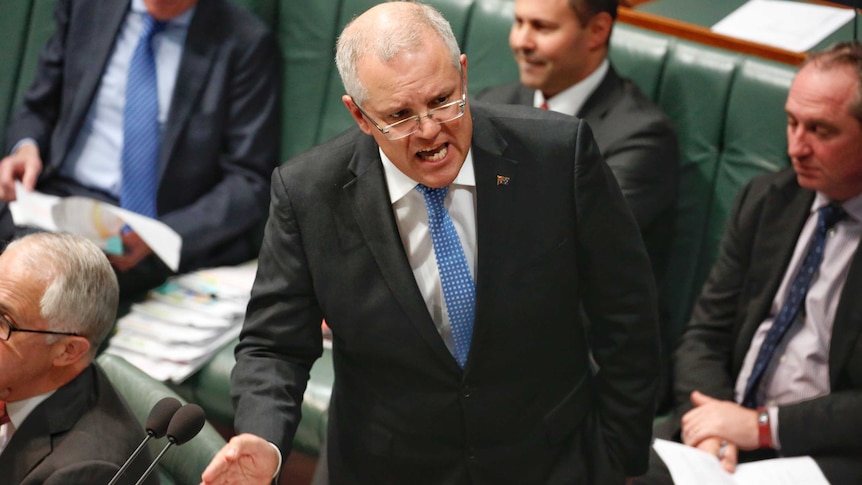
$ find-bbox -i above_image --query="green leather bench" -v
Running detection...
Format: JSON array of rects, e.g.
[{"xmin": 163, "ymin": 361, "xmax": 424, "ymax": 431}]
[
  {"xmin": 2, "ymin": 0, "xmax": 797, "ymax": 460},
  {"xmin": 97, "ymin": 353, "xmax": 227, "ymax": 485}
]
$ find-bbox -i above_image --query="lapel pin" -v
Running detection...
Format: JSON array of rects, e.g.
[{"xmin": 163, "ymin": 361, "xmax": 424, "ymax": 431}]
[{"xmin": 496, "ymin": 175, "xmax": 510, "ymax": 186}]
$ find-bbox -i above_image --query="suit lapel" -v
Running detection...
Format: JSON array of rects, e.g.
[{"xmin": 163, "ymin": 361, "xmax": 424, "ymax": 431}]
[
  {"xmin": 0, "ymin": 368, "xmax": 94, "ymax": 483},
  {"xmin": 576, "ymin": 66, "xmax": 622, "ymax": 121},
  {"xmin": 469, "ymin": 110, "xmax": 519, "ymax": 361},
  {"xmin": 513, "ymin": 84, "xmax": 534, "ymax": 107},
  {"xmin": 160, "ymin": 0, "xmax": 219, "ymax": 179},
  {"xmin": 829, "ymin": 228, "xmax": 862, "ymax": 384},
  {"xmin": 343, "ymin": 137, "xmax": 458, "ymax": 369},
  {"xmin": 64, "ymin": 0, "xmax": 129, "ymax": 162},
  {"xmin": 733, "ymin": 179, "xmax": 813, "ymax": 370}
]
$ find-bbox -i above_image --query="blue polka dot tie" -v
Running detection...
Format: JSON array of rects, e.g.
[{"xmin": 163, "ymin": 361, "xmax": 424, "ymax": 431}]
[
  {"xmin": 742, "ymin": 203, "xmax": 846, "ymax": 408},
  {"xmin": 416, "ymin": 184, "xmax": 475, "ymax": 368},
  {"xmin": 121, "ymin": 14, "xmax": 166, "ymax": 218}
]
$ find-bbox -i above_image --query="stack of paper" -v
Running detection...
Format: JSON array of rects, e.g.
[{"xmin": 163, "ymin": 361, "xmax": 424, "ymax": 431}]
[
  {"xmin": 711, "ymin": 0, "xmax": 854, "ymax": 53},
  {"xmin": 105, "ymin": 261, "xmax": 258, "ymax": 382}
]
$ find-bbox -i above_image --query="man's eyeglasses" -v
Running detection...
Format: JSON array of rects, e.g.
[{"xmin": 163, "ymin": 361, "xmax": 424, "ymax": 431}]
[
  {"xmin": 0, "ymin": 313, "xmax": 80, "ymax": 341},
  {"xmin": 354, "ymin": 77, "xmax": 467, "ymax": 141}
]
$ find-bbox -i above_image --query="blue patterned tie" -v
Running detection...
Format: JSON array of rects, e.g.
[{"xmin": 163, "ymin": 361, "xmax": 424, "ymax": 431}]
[
  {"xmin": 416, "ymin": 184, "xmax": 475, "ymax": 368},
  {"xmin": 121, "ymin": 14, "xmax": 166, "ymax": 217},
  {"xmin": 742, "ymin": 204, "xmax": 846, "ymax": 408}
]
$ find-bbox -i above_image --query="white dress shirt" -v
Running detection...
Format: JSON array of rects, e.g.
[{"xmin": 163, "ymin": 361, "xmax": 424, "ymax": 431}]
[
  {"xmin": 0, "ymin": 391, "xmax": 54, "ymax": 455},
  {"xmin": 534, "ymin": 59, "xmax": 609, "ymax": 116},
  {"xmin": 381, "ymin": 148, "xmax": 477, "ymax": 355},
  {"xmin": 58, "ymin": 0, "xmax": 193, "ymax": 197}
]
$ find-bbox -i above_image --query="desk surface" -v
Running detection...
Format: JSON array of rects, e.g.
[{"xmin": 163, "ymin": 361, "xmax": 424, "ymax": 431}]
[{"xmin": 622, "ymin": 0, "xmax": 858, "ymax": 64}]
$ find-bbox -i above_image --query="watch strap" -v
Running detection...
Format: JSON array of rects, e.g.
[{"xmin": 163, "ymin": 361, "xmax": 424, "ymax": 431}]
[{"xmin": 757, "ymin": 406, "xmax": 772, "ymax": 449}]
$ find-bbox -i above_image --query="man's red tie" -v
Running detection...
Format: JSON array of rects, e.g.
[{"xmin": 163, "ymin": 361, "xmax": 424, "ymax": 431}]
[
  {"xmin": 0, "ymin": 401, "xmax": 10, "ymax": 426},
  {"xmin": 540, "ymin": 102, "xmax": 549, "ymax": 110}
]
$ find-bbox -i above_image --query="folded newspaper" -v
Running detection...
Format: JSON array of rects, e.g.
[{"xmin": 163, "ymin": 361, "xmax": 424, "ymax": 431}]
[{"xmin": 9, "ymin": 183, "xmax": 181, "ymax": 271}]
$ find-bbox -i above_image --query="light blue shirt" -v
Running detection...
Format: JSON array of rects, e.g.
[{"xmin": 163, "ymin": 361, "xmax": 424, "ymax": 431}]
[{"xmin": 58, "ymin": 0, "xmax": 194, "ymax": 198}]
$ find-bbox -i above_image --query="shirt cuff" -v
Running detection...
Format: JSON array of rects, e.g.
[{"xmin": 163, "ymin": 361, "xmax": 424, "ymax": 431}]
[
  {"xmin": 768, "ymin": 405, "xmax": 780, "ymax": 450},
  {"xmin": 267, "ymin": 441, "xmax": 283, "ymax": 480},
  {"xmin": 10, "ymin": 138, "xmax": 37, "ymax": 155}
]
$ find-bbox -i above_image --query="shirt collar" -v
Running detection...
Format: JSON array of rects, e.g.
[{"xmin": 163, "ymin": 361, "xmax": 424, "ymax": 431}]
[
  {"xmin": 380, "ymin": 147, "xmax": 476, "ymax": 204},
  {"xmin": 131, "ymin": 0, "xmax": 196, "ymax": 27},
  {"xmin": 815, "ymin": 191, "xmax": 862, "ymax": 223},
  {"xmin": 535, "ymin": 58, "xmax": 609, "ymax": 116},
  {"xmin": 6, "ymin": 390, "xmax": 55, "ymax": 429}
]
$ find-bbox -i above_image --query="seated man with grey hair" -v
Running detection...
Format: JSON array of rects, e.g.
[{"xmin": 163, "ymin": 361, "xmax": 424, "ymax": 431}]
[{"xmin": 0, "ymin": 232, "xmax": 158, "ymax": 485}]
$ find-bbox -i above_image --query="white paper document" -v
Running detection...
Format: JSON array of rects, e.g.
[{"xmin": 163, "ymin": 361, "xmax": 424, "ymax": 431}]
[
  {"xmin": 653, "ymin": 439, "xmax": 830, "ymax": 485},
  {"xmin": 712, "ymin": 0, "xmax": 854, "ymax": 53},
  {"xmin": 9, "ymin": 183, "xmax": 181, "ymax": 271},
  {"xmin": 105, "ymin": 262, "xmax": 258, "ymax": 383}
]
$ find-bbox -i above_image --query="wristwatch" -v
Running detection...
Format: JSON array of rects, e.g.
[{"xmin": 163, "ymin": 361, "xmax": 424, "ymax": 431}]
[{"xmin": 757, "ymin": 407, "xmax": 772, "ymax": 449}]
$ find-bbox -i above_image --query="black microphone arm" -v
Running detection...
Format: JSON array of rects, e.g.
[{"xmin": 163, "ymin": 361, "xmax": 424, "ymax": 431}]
[
  {"xmin": 134, "ymin": 403, "xmax": 207, "ymax": 485},
  {"xmin": 107, "ymin": 397, "xmax": 182, "ymax": 485}
]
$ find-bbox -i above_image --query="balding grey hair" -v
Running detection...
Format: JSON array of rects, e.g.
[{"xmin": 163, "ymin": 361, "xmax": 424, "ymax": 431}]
[
  {"xmin": 335, "ymin": 1, "xmax": 462, "ymax": 105},
  {"xmin": 7, "ymin": 232, "xmax": 119, "ymax": 358},
  {"xmin": 803, "ymin": 41, "xmax": 862, "ymax": 126}
]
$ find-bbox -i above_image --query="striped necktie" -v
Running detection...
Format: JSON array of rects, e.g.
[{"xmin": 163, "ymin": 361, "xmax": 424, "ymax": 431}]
[{"xmin": 121, "ymin": 14, "xmax": 166, "ymax": 217}]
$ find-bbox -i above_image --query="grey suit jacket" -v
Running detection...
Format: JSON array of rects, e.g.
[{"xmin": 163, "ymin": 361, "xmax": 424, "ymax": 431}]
[
  {"xmin": 476, "ymin": 66, "xmax": 679, "ymax": 284},
  {"xmin": 231, "ymin": 102, "xmax": 660, "ymax": 484},
  {"xmin": 5, "ymin": 0, "xmax": 280, "ymax": 272},
  {"xmin": 672, "ymin": 167, "xmax": 862, "ymax": 483},
  {"xmin": 0, "ymin": 364, "xmax": 158, "ymax": 485}
]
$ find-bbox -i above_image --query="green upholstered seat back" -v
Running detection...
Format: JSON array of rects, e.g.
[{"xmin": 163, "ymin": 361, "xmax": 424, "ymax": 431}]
[{"xmin": 97, "ymin": 354, "xmax": 227, "ymax": 485}]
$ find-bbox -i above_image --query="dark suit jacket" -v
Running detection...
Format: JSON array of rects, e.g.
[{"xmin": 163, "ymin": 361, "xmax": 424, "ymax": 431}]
[
  {"xmin": 670, "ymin": 167, "xmax": 862, "ymax": 484},
  {"xmin": 0, "ymin": 364, "xmax": 158, "ymax": 485},
  {"xmin": 475, "ymin": 66, "xmax": 679, "ymax": 284},
  {"xmin": 4, "ymin": 0, "xmax": 280, "ymax": 272},
  {"xmin": 231, "ymin": 103, "xmax": 660, "ymax": 484}
]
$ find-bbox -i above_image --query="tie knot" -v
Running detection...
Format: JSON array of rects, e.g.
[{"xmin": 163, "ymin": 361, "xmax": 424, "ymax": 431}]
[
  {"xmin": 141, "ymin": 14, "xmax": 167, "ymax": 41},
  {"xmin": 819, "ymin": 203, "xmax": 847, "ymax": 231},
  {"xmin": 415, "ymin": 184, "xmax": 449, "ymax": 206}
]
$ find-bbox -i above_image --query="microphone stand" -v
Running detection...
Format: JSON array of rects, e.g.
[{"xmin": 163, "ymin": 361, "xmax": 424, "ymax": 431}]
[{"xmin": 107, "ymin": 435, "xmax": 153, "ymax": 485}]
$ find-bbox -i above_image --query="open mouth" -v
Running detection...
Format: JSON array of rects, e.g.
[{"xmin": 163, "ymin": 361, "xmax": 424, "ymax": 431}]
[{"xmin": 417, "ymin": 143, "xmax": 449, "ymax": 162}]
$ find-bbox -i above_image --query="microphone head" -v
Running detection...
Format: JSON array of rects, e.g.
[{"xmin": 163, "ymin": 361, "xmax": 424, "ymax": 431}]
[
  {"xmin": 146, "ymin": 397, "xmax": 182, "ymax": 438},
  {"xmin": 166, "ymin": 403, "xmax": 206, "ymax": 445}
]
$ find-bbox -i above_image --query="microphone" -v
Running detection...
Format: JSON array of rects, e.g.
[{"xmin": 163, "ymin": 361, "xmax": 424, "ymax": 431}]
[
  {"xmin": 107, "ymin": 397, "xmax": 182, "ymax": 485},
  {"xmin": 134, "ymin": 403, "xmax": 207, "ymax": 485}
]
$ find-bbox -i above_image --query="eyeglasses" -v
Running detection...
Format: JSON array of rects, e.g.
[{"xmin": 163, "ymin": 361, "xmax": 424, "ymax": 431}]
[
  {"xmin": 354, "ymin": 78, "xmax": 467, "ymax": 141},
  {"xmin": 0, "ymin": 313, "xmax": 80, "ymax": 341}
]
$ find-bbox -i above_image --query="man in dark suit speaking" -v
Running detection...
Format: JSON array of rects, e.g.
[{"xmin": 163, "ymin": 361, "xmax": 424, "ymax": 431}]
[
  {"xmin": 0, "ymin": 233, "xmax": 156, "ymax": 484},
  {"xmin": 202, "ymin": 2, "xmax": 659, "ymax": 484},
  {"xmin": 0, "ymin": 0, "xmax": 280, "ymax": 297}
]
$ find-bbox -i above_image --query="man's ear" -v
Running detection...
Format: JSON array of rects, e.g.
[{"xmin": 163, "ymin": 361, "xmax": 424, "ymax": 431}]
[
  {"xmin": 586, "ymin": 12, "xmax": 613, "ymax": 50},
  {"xmin": 51, "ymin": 336, "xmax": 91, "ymax": 368},
  {"xmin": 342, "ymin": 95, "xmax": 374, "ymax": 135}
]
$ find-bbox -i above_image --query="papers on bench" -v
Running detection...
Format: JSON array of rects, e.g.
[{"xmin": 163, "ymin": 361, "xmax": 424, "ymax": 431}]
[
  {"xmin": 712, "ymin": 0, "xmax": 854, "ymax": 53},
  {"xmin": 104, "ymin": 261, "xmax": 258, "ymax": 382},
  {"xmin": 653, "ymin": 439, "xmax": 830, "ymax": 485},
  {"xmin": 9, "ymin": 182, "xmax": 181, "ymax": 271}
]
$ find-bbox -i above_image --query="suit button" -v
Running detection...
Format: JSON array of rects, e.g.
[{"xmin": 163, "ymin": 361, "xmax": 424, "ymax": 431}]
[
  {"xmin": 462, "ymin": 385, "xmax": 472, "ymax": 398},
  {"xmin": 467, "ymin": 448, "xmax": 476, "ymax": 461}
]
